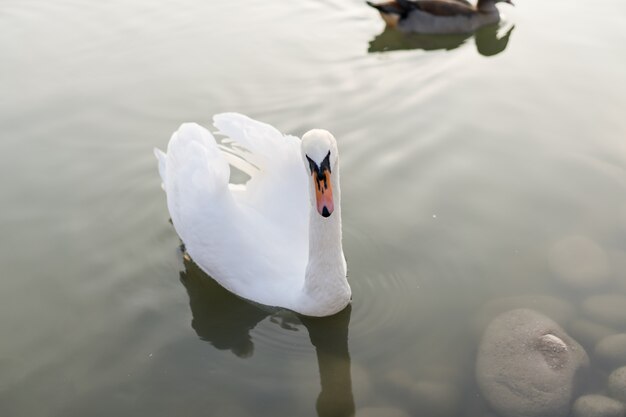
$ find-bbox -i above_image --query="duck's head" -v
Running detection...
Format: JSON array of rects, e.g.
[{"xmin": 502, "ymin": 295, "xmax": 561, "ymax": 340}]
[
  {"xmin": 480, "ymin": 0, "xmax": 514, "ymax": 6},
  {"xmin": 477, "ymin": 0, "xmax": 514, "ymax": 11},
  {"xmin": 301, "ymin": 129, "xmax": 339, "ymax": 219}
]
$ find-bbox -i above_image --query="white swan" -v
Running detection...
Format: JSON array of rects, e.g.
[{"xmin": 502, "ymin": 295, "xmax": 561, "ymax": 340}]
[{"xmin": 154, "ymin": 113, "xmax": 351, "ymax": 317}]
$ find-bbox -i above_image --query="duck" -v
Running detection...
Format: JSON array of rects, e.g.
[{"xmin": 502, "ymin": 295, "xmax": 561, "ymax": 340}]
[
  {"xmin": 366, "ymin": 0, "xmax": 514, "ymax": 34},
  {"xmin": 154, "ymin": 113, "xmax": 350, "ymax": 317}
]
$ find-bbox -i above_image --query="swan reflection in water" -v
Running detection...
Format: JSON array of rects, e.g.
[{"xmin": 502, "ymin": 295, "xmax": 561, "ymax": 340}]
[
  {"xmin": 368, "ymin": 23, "xmax": 515, "ymax": 56},
  {"xmin": 180, "ymin": 256, "xmax": 355, "ymax": 417}
]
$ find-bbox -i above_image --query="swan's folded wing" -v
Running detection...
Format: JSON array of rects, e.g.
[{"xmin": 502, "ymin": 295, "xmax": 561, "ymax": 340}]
[
  {"xmin": 158, "ymin": 120, "xmax": 307, "ymax": 307},
  {"xmin": 162, "ymin": 123, "xmax": 234, "ymax": 247},
  {"xmin": 212, "ymin": 113, "xmax": 309, "ymax": 239},
  {"xmin": 213, "ymin": 113, "xmax": 290, "ymax": 162},
  {"xmin": 154, "ymin": 148, "xmax": 167, "ymax": 190}
]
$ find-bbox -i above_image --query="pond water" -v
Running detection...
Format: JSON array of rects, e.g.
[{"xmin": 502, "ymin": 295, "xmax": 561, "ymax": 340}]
[{"xmin": 2, "ymin": 0, "xmax": 626, "ymax": 416}]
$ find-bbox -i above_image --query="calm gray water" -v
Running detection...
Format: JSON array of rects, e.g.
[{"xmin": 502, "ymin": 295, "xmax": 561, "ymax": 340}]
[{"xmin": 2, "ymin": 0, "xmax": 626, "ymax": 416}]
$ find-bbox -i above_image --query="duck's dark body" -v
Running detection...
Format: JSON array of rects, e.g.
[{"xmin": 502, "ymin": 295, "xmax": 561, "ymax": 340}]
[{"xmin": 367, "ymin": 0, "xmax": 513, "ymax": 34}]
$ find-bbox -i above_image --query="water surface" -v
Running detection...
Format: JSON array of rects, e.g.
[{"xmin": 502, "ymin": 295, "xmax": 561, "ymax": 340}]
[{"xmin": 2, "ymin": 0, "xmax": 626, "ymax": 416}]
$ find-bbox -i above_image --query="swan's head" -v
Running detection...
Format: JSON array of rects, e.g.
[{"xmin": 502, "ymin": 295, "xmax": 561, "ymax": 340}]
[{"xmin": 301, "ymin": 129, "xmax": 339, "ymax": 218}]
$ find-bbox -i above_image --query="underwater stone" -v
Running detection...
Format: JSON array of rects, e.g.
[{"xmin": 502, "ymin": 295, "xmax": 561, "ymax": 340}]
[
  {"xmin": 608, "ymin": 367, "xmax": 626, "ymax": 404},
  {"xmin": 384, "ymin": 369, "xmax": 414, "ymax": 391},
  {"xmin": 548, "ymin": 236, "xmax": 611, "ymax": 289},
  {"xmin": 472, "ymin": 295, "xmax": 575, "ymax": 336},
  {"xmin": 409, "ymin": 380, "xmax": 460, "ymax": 417},
  {"xmin": 357, "ymin": 406, "xmax": 410, "ymax": 417},
  {"xmin": 595, "ymin": 334, "xmax": 626, "ymax": 369},
  {"xmin": 384, "ymin": 370, "xmax": 461, "ymax": 416},
  {"xmin": 572, "ymin": 395, "xmax": 625, "ymax": 417},
  {"xmin": 583, "ymin": 295, "xmax": 626, "ymax": 330},
  {"xmin": 476, "ymin": 309, "xmax": 589, "ymax": 417},
  {"xmin": 213, "ymin": 403, "xmax": 251, "ymax": 417},
  {"xmin": 568, "ymin": 319, "xmax": 616, "ymax": 350},
  {"xmin": 351, "ymin": 362, "xmax": 373, "ymax": 401}
]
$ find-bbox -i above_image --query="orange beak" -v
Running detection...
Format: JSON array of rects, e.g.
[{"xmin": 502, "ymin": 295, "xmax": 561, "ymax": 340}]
[{"xmin": 313, "ymin": 170, "xmax": 334, "ymax": 218}]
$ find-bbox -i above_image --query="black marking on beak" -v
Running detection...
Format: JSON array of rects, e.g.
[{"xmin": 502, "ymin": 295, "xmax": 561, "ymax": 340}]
[
  {"xmin": 306, "ymin": 151, "xmax": 331, "ymax": 176},
  {"xmin": 307, "ymin": 151, "xmax": 332, "ymax": 193},
  {"xmin": 306, "ymin": 155, "xmax": 317, "ymax": 175},
  {"xmin": 306, "ymin": 151, "xmax": 331, "ymax": 173},
  {"xmin": 306, "ymin": 151, "xmax": 334, "ymax": 218}
]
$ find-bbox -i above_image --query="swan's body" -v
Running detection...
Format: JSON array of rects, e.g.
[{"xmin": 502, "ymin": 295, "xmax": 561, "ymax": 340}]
[
  {"xmin": 367, "ymin": 0, "xmax": 513, "ymax": 34},
  {"xmin": 154, "ymin": 114, "xmax": 350, "ymax": 317}
]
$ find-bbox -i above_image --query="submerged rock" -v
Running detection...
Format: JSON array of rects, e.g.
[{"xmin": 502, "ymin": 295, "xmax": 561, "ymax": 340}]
[
  {"xmin": 385, "ymin": 369, "xmax": 414, "ymax": 391},
  {"xmin": 595, "ymin": 334, "xmax": 626, "ymax": 369},
  {"xmin": 476, "ymin": 309, "xmax": 589, "ymax": 417},
  {"xmin": 583, "ymin": 295, "xmax": 626, "ymax": 330},
  {"xmin": 472, "ymin": 295, "xmax": 575, "ymax": 336},
  {"xmin": 410, "ymin": 380, "xmax": 460, "ymax": 417},
  {"xmin": 569, "ymin": 319, "xmax": 616, "ymax": 350},
  {"xmin": 384, "ymin": 370, "xmax": 461, "ymax": 416},
  {"xmin": 351, "ymin": 362, "xmax": 373, "ymax": 401},
  {"xmin": 608, "ymin": 367, "xmax": 626, "ymax": 403},
  {"xmin": 548, "ymin": 236, "xmax": 611, "ymax": 289},
  {"xmin": 213, "ymin": 403, "xmax": 251, "ymax": 417},
  {"xmin": 572, "ymin": 395, "xmax": 625, "ymax": 417},
  {"xmin": 357, "ymin": 406, "xmax": 410, "ymax": 417}
]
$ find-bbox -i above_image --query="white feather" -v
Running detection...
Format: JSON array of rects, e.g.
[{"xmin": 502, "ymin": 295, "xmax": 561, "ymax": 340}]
[{"xmin": 155, "ymin": 113, "xmax": 351, "ymax": 316}]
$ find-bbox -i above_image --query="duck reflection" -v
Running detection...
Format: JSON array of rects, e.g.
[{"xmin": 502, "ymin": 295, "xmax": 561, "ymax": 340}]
[
  {"xmin": 368, "ymin": 23, "xmax": 514, "ymax": 56},
  {"xmin": 180, "ymin": 257, "xmax": 355, "ymax": 417}
]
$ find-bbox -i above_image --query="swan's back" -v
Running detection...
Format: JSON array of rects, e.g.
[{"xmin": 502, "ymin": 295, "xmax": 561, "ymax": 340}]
[{"xmin": 155, "ymin": 114, "xmax": 310, "ymax": 308}]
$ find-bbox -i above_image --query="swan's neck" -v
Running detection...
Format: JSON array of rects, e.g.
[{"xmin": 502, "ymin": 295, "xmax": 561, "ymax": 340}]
[{"xmin": 302, "ymin": 171, "xmax": 350, "ymax": 316}]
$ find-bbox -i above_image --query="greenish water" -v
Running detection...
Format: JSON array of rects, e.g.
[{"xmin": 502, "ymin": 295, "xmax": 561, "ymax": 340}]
[{"xmin": 2, "ymin": 0, "xmax": 626, "ymax": 416}]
